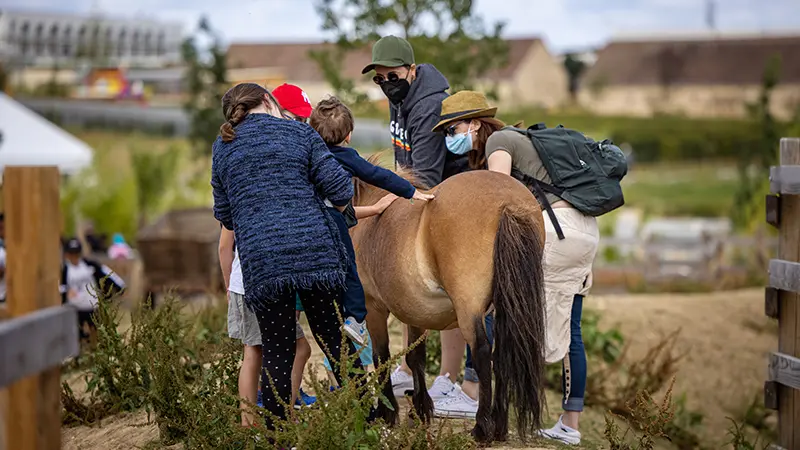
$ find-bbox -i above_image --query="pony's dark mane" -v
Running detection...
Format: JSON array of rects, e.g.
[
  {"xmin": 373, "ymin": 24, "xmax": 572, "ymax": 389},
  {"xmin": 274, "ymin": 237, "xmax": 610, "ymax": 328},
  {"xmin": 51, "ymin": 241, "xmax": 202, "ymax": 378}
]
[{"xmin": 352, "ymin": 151, "xmax": 428, "ymax": 206}]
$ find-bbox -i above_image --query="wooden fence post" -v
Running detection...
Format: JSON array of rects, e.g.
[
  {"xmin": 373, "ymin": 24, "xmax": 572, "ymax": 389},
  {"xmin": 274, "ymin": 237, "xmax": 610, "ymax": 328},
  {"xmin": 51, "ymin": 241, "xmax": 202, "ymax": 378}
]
[
  {"xmin": 765, "ymin": 137, "xmax": 800, "ymax": 449},
  {"xmin": 3, "ymin": 166, "xmax": 62, "ymax": 450}
]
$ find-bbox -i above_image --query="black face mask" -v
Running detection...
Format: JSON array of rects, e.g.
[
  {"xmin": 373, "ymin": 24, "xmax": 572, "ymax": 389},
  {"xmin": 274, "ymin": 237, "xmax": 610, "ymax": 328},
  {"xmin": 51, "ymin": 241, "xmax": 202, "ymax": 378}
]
[{"xmin": 381, "ymin": 79, "xmax": 411, "ymax": 105}]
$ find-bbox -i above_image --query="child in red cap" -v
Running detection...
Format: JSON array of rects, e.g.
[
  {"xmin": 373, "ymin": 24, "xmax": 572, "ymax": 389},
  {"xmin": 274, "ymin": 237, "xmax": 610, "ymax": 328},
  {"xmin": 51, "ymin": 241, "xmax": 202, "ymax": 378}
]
[{"xmin": 272, "ymin": 83, "xmax": 313, "ymax": 123}]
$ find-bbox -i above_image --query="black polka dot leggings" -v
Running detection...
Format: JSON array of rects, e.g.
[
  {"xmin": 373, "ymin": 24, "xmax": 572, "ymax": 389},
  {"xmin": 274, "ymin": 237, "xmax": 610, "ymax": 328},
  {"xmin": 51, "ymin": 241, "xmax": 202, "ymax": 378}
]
[{"xmin": 255, "ymin": 284, "xmax": 362, "ymax": 429}]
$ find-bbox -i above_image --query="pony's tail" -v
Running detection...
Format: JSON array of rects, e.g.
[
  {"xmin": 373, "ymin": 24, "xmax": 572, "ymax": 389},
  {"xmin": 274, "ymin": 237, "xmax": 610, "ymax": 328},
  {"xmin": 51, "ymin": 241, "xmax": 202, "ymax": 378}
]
[{"xmin": 490, "ymin": 207, "xmax": 547, "ymax": 441}]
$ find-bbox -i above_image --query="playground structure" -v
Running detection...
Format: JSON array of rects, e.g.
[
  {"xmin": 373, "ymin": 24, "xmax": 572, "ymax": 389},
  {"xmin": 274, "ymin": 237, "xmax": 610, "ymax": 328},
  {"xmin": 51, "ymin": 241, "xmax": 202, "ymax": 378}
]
[{"xmin": 136, "ymin": 207, "xmax": 224, "ymax": 298}]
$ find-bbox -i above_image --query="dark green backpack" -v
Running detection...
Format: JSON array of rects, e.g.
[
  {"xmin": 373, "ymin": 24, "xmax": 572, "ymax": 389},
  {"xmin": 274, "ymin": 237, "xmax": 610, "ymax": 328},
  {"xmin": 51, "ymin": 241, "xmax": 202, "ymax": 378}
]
[{"xmin": 505, "ymin": 124, "xmax": 628, "ymax": 238}]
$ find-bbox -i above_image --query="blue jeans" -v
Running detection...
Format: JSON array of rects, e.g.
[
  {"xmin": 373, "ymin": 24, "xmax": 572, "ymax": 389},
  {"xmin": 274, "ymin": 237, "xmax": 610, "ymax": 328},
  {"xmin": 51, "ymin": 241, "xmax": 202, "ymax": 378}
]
[
  {"xmin": 328, "ymin": 208, "xmax": 367, "ymax": 323},
  {"xmin": 562, "ymin": 294, "xmax": 586, "ymax": 411},
  {"xmin": 464, "ymin": 314, "xmax": 494, "ymax": 382}
]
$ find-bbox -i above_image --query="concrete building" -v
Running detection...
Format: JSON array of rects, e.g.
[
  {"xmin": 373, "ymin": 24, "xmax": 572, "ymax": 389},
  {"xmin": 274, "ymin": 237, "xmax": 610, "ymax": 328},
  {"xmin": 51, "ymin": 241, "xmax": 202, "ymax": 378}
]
[
  {"xmin": 578, "ymin": 32, "xmax": 800, "ymax": 120},
  {"xmin": 0, "ymin": 9, "xmax": 183, "ymax": 69},
  {"xmin": 225, "ymin": 37, "xmax": 569, "ymax": 110}
]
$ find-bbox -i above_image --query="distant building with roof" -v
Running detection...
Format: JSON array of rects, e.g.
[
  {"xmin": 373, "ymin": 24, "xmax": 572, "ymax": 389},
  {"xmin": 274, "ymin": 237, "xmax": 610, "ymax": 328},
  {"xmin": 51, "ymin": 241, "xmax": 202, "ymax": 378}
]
[
  {"xmin": 225, "ymin": 37, "xmax": 569, "ymax": 110},
  {"xmin": 0, "ymin": 9, "xmax": 183, "ymax": 68},
  {"xmin": 0, "ymin": 9, "xmax": 184, "ymax": 93},
  {"xmin": 577, "ymin": 31, "xmax": 800, "ymax": 120}
]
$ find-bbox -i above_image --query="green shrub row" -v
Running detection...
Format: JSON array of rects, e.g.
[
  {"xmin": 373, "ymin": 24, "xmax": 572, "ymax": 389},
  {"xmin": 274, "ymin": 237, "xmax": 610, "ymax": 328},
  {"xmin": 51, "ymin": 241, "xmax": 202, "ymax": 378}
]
[{"xmin": 498, "ymin": 110, "xmax": 797, "ymax": 163}]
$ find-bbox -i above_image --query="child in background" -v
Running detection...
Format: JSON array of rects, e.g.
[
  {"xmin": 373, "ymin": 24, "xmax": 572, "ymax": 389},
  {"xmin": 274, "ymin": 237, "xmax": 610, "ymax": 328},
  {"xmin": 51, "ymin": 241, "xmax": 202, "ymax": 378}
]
[
  {"xmin": 60, "ymin": 238, "xmax": 126, "ymax": 343},
  {"xmin": 308, "ymin": 96, "xmax": 434, "ymax": 346},
  {"xmin": 107, "ymin": 233, "xmax": 133, "ymax": 260}
]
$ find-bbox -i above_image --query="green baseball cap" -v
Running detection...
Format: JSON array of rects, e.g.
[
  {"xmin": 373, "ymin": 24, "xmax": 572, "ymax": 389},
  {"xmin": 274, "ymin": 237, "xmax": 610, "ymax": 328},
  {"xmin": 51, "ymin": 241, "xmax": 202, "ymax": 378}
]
[{"xmin": 361, "ymin": 35, "xmax": 415, "ymax": 74}]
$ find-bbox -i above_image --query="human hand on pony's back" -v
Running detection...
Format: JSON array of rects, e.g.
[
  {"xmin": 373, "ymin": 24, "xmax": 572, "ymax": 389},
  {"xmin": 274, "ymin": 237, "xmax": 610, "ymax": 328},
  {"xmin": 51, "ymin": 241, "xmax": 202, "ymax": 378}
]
[
  {"xmin": 374, "ymin": 193, "xmax": 400, "ymax": 214},
  {"xmin": 412, "ymin": 190, "xmax": 435, "ymax": 201}
]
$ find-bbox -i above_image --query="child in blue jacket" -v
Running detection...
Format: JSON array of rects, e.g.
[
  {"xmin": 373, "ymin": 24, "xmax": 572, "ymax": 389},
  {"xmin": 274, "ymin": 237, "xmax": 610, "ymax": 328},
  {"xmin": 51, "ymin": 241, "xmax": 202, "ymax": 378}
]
[{"xmin": 309, "ymin": 96, "xmax": 434, "ymax": 345}]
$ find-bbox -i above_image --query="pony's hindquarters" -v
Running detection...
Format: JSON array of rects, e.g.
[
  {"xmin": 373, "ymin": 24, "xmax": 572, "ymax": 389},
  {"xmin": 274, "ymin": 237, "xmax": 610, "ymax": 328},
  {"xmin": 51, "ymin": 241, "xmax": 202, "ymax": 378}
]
[{"xmin": 490, "ymin": 207, "xmax": 547, "ymax": 441}]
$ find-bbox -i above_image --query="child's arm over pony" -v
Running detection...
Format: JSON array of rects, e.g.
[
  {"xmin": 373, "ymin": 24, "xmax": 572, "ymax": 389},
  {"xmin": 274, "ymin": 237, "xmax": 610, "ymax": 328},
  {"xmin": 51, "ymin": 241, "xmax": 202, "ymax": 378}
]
[
  {"xmin": 334, "ymin": 147, "xmax": 433, "ymax": 202},
  {"xmin": 355, "ymin": 193, "xmax": 399, "ymax": 219},
  {"xmin": 308, "ymin": 96, "xmax": 434, "ymax": 203}
]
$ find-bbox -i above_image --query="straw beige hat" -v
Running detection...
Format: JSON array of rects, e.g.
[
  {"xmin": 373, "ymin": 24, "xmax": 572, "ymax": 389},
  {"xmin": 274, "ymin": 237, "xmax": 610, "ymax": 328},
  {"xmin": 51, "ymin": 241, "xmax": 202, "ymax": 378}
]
[{"xmin": 432, "ymin": 90, "xmax": 497, "ymax": 132}]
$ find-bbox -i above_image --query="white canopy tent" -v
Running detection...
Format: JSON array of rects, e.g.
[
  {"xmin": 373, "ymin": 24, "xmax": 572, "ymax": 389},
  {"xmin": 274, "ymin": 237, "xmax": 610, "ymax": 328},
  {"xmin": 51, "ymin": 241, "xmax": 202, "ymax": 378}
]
[{"xmin": 0, "ymin": 92, "xmax": 93, "ymax": 176}]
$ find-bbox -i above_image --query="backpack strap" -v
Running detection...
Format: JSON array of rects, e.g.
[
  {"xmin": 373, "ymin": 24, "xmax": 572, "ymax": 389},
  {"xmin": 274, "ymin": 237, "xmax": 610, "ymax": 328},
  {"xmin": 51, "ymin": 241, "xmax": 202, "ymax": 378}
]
[
  {"xmin": 510, "ymin": 168, "xmax": 565, "ymax": 240},
  {"xmin": 500, "ymin": 126, "xmax": 566, "ymax": 240}
]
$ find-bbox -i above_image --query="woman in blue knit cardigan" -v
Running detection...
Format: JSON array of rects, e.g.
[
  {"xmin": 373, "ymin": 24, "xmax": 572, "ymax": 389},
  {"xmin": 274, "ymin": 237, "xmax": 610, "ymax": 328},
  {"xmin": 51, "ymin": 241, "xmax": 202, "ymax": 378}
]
[{"xmin": 211, "ymin": 83, "xmax": 361, "ymax": 430}]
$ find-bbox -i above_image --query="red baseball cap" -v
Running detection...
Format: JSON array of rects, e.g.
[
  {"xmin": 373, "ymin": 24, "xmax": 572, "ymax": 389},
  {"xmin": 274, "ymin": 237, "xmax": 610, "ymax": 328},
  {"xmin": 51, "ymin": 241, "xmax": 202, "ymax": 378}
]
[{"xmin": 271, "ymin": 83, "xmax": 313, "ymax": 119}]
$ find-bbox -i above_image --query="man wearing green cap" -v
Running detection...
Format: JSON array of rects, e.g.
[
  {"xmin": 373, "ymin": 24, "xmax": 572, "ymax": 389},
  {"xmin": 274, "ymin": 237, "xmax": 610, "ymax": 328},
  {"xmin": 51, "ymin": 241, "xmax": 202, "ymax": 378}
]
[
  {"xmin": 362, "ymin": 35, "xmax": 469, "ymax": 187},
  {"xmin": 363, "ymin": 34, "xmax": 471, "ymax": 412}
]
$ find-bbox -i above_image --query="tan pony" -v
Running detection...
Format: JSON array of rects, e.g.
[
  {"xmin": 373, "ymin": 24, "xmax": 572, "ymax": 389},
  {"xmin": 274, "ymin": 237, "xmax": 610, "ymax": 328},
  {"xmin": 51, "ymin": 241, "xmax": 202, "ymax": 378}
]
[{"xmin": 350, "ymin": 156, "xmax": 548, "ymax": 443}]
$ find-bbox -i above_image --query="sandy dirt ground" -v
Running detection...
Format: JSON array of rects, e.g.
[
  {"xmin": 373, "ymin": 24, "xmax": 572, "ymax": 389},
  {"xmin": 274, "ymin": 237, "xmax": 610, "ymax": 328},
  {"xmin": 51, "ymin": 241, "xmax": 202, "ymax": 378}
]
[{"xmin": 53, "ymin": 288, "xmax": 774, "ymax": 449}]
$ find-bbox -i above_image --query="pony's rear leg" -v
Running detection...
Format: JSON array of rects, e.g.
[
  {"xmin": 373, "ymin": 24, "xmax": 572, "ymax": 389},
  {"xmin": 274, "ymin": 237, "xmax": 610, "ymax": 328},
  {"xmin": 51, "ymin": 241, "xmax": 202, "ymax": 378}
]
[
  {"xmin": 457, "ymin": 311, "xmax": 495, "ymax": 443},
  {"xmin": 406, "ymin": 325, "xmax": 433, "ymax": 423},
  {"xmin": 366, "ymin": 302, "xmax": 398, "ymax": 425}
]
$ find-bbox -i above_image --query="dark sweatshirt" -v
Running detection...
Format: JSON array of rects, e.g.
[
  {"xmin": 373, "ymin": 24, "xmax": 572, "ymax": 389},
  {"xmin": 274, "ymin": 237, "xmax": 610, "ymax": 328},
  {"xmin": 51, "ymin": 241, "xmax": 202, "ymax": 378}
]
[
  {"xmin": 328, "ymin": 145, "xmax": 416, "ymax": 199},
  {"xmin": 389, "ymin": 64, "xmax": 470, "ymax": 189}
]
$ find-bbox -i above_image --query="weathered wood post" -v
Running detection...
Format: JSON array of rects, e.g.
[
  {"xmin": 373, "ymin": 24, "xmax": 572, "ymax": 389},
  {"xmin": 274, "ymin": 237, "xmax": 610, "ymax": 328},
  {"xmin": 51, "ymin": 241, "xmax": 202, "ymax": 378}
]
[
  {"xmin": 765, "ymin": 137, "xmax": 800, "ymax": 449},
  {"xmin": 1, "ymin": 166, "xmax": 74, "ymax": 450}
]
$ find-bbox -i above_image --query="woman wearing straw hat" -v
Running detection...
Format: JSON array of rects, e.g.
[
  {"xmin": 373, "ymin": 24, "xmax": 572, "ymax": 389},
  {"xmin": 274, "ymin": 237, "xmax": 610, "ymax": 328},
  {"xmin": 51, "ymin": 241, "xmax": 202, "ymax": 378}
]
[{"xmin": 431, "ymin": 90, "xmax": 598, "ymax": 445}]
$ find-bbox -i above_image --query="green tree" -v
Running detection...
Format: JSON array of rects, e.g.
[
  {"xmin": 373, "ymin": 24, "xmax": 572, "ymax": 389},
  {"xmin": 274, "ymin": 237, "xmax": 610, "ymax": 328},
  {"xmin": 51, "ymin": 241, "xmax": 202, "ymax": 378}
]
[
  {"xmin": 131, "ymin": 148, "xmax": 181, "ymax": 229},
  {"xmin": 563, "ymin": 52, "xmax": 586, "ymax": 101},
  {"xmin": 182, "ymin": 17, "xmax": 228, "ymax": 158},
  {"xmin": 732, "ymin": 55, "xmax": 781, "ymax": 231},
  {"xmin": 61, "ymin": 151, "xmax": 139, "ymax": 243},
  {"xmin": 312, "ymin": 0, "xmax": 508, "ymax": 103}
]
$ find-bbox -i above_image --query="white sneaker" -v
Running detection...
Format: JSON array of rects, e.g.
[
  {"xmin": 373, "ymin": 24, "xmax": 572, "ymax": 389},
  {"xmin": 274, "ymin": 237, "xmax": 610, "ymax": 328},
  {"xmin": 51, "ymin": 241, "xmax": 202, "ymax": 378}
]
[
  {"xmin": 391, "ymin": 366, "xmax": 414, "ymax": 397},
  {"xmin": 540, "ymin": 415, "xmax": 581, "ymax": 445},
  {"xmin": 343, "ymin": 316, "xmax": 368, "ymax": 346},
  {"xmin": 428, "ymin": 373, "xmax": 456, "ymax": 402},
  {"xmin": 433, "ymin": 385, "xmax": 478, "ymax": 419}
]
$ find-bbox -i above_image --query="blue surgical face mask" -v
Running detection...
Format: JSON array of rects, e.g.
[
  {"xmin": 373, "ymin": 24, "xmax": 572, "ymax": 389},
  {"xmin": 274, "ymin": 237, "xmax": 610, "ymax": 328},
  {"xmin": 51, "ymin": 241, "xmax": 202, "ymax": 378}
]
[{"xmin": 445, "ymin": 127, "xmax": 473, "ymax": 155}]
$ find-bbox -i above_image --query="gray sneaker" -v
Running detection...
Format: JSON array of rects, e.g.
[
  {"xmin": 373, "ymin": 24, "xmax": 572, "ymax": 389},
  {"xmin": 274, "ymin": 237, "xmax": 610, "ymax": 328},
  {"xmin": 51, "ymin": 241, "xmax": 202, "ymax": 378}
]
[{"xmin": 343, "ymin": 316, "xmax": 367, "ymax": 346}]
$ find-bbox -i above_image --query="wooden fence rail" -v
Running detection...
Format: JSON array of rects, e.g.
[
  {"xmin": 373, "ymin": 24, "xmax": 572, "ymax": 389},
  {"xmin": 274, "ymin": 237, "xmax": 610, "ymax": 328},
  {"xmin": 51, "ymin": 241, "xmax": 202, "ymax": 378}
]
[
  {"xmin": 0, "ymin": 166, "xmax": 79, "ymax": 450},
  {"xmin": 764, "ymin": 137, "xmax": 800, "ymax": 450}
]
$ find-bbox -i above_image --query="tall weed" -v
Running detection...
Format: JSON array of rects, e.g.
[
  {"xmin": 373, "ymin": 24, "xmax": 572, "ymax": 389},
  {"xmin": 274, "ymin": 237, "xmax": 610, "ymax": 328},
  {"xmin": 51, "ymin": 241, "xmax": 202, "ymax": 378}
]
[{"xmin": 603, "ymin": 377, "xmax": 677, "ymax": 450}]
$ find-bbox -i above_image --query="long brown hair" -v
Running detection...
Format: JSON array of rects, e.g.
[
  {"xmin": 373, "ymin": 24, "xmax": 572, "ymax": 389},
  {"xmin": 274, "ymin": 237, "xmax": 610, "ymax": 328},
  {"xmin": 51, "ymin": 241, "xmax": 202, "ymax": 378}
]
[
  {"xmin": 470, "ymin": 117, "xmax": 507, "ymax": 170},
  {"xmin": 219, "ymin": 83, "xmax": 283, "ymax": 142}
]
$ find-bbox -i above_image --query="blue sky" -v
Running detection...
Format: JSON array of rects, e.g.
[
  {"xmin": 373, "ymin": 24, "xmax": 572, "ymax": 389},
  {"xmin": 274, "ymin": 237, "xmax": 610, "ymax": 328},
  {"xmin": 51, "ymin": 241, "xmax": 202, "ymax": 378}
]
[{"xmin": 3, "ymin": 0, "xmax": 799, "ymax": 52}]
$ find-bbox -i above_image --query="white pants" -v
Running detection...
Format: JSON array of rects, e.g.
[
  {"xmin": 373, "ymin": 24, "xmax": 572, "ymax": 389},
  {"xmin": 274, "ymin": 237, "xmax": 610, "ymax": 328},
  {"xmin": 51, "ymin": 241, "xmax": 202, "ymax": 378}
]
[{"xmin": 543, "ymin": 208, "xmax": 599, "ymax": 363}]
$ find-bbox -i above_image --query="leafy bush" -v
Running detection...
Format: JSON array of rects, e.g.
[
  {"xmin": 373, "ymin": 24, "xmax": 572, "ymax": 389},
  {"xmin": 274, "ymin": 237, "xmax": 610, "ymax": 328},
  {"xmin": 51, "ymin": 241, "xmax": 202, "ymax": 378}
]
[
  {"xmin": 726, "ymin": 417, "xmax": 772, "ymax": 450},
  {"xmin": 64, "ymin": 294, "xmax": 477, "ymax": 449},
  {"xmin": 608, "ymin": 119, "xmax": 763, "ymax": 163},
  {"xmin": 726, "ymin": 393, "xmax": 778, "ymax": 446},
  {"xmin": 498, "ymin": 109, "xmax": 797, "ymax": 163}
]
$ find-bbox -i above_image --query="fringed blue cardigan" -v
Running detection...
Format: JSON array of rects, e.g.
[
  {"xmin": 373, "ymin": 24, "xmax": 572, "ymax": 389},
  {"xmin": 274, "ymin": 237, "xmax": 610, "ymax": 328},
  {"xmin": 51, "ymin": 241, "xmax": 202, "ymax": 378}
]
[{"xmin": 211, "ymin": 113, "xmax": 353, "ymax": 312}]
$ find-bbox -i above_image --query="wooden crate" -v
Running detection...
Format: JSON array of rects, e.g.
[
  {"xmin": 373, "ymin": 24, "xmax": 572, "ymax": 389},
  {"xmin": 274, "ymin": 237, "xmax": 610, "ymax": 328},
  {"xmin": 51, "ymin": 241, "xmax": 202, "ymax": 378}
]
[{"xmin": 136, "ymin": 207, "xmax": 222, "ymax": 295}]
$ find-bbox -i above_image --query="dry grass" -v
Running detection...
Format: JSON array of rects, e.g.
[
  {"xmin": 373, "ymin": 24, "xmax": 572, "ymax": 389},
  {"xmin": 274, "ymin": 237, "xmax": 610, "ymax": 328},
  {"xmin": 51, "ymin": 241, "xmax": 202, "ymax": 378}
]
[{"xmin": 591, "ymin": 288, "xmax": 776, "ymax": 445}]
